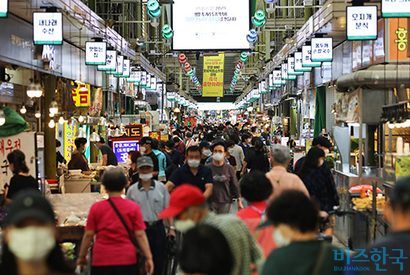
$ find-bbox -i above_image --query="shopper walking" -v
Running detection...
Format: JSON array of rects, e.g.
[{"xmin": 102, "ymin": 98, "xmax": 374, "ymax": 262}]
[
  {"xmin": 139, "ymin": 137, "xmax": 160, "ymax": 180},
  {"xmin": 265, "ymin": 145, "xmax": 309, "ymax": 203},
  {"xmin": 77, "ymin": 167, "xmax": 153, "ymax": 275},
  {"xmin": 0, "ymin": 190, "xmax": 74, "ymax": 275},
  {"xmin": 241, "ymin": 137, "xmax": 270, "ymax": 176},
  {"xmin": 228, "ymin": 135, "xmax": 245, "ymax": 180},
  {"xmin": 185, "ymin": 132, "xmax": 196, "ymax": 148},
  {"xmin": 239, "ymin": 133, "xmax": 252, "ymax": 154},
  {"xmin": 262, "ymin": 190, "xmax": 344, "ymax": 275},
  {"xmin": 158, "ymin": 184, "xmax": 265, "ymax": 275},
  {"xmin": 298, "ymin": 147, "xmax": 339, "ymax": 236},
  {"xmin": 127, "ymin": 151, "xmax": 141, "ymax": 187},
  {"xmin": 5, "ymin": 150, "xmax": 38, "ymax": 203},
  {"xmin": 151, "ymin": 139, "xmax": 167, "ymax": 182},
  {"xmin": 166, "ymin": 146, "xmax": 213, "ymax": 199},
  {"xmin": 207, "ymin": 142, "xmax": 242, "ymax": 214},
  {"xmin": 126, "ymin": 157, "xmax": 175, "ymax": 275}
]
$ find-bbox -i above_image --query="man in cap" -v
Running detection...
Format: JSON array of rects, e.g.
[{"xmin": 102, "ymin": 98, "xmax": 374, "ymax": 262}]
[
  {"xmin": 139, "ymin": 137, "xmax": 159, "ymax": 179},
  {"xmin": 158, "ymin": 184, "xmax": 264, "ymax": 275},
  {"xmin": 362, "ymin": 177, "xmax": 410, "ymax": 274},
  {"xmin": 126, "ymin": 156, "xmax": 175, "ymax": 275}
]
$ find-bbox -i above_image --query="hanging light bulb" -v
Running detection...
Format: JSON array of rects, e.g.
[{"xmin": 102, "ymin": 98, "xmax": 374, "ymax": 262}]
[
  {"xmin": 76, "ymin": 127, "xmax": 87, "ymax": 138},
  {"xmin": 68, "ymin": 117, "xmax": 78, "ymax": 126},
  {"xmin": 120, "ymin": 126, "xmax": 126, "ymax": 134},
  {"xmin": 27, "ymin": 81, "xmax": 43, "ymax": 98},
  {"xmin": 0, "ymin": 108, "xmax": 5, "ymax": 126},
  {"xmin": 49, "ymin": 99, "xmax": 58, "ymax": 115},
  {"xmin": 78, "ymin": 115, "xmax": 85, "ymax": 123},
  {"xmin": 98, "ymin": 116, "xmax": 107, "ymax": 126},
  {"xmin": 90, "ymin": 131, "xmax": 100, "ymax": 142},
  {"xmin": 35, "ymin": 111, "xmax": 41, "ymax": 118},
  {"xmin": 107, "ymin": 128, "xmax": 114, "ymax": 137},
  {"xmin": 20, "ymin": 106, "xmax": 27, "ymax": 114},
  {"xmin": 114, "ymin": 128, "xmax": 121, "ymax": 136},
  {"xmin": 58, "ymin": 116, "xmax": 65, "ymax": 124},
  {"xmin": 48, "ymin": 119, "xmax": 55, "ymax": 128},
  {"xmin": 388, "ymin": 123, "xmax": 395, "ymax": 129}
]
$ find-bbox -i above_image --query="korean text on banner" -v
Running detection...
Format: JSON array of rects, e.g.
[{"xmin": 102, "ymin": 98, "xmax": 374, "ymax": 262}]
[
  {"xmin": 72, "ymin": 83, "xmax": 91, "ymax": 107},
  {"xmin": 64, "ymin": 123, "xmax": 77, "ymax": 162},
  {"xmin": 388, "ymin": 18, "xmax": 410, "ymax": 62},
  {"xmin": 0, "ymin": 132, "xmax": 36, "ymax": 186},
  {"xmin": 202, "ymin": 52, "xmax": 225, "ymax": 97}
]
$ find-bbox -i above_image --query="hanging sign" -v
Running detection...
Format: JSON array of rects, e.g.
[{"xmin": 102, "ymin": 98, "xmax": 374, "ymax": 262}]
[
  {"xmin": 388, "ymin": 18, "xmax": 410, "ymax": 62},
  {"xmin": 108, "ymin": 55, "xmax": 124, "ymax": 75},
  {"xmin": 311, "ymin": 38, "xmax": 333, "ymax": 62},
  {"xmin": 97, "ymin": 50, "xmax": 116, "ymax": 71},
  {"xmin": 148, "ymin": 77, "xmax": 157, "ymax": 91},
  {"xmin": 273, "ymin": 70, "xmax": 282, "ymax": 86},
  {"xmin": 127, "ymin": 70, "xmax": 139, "ymax": 82},
  {"xmin": 140, "ymin": 71, "xmax": 147, "ymax": 87},
  {"xmin": 33, "ymin": 12, "xmax": 63, "ymax": 45},
  {"xmin": 72, "ymin": 83, "xmax": 91, "ymax": 107},
  {"xmin": 382, "ymin": 0, "xmax": 410, "ymax": 18},
  {"xmin": 302, "ymin": 45, "xmax": 321, "ymax": 67},
  {"xmin": 269, "ymin": 73, "xmax": 273, "ymax": 88},
  {"xmin": 64, "ymin": 123, "xmax": 77, "ymax": 162},
  {"xmin": 146, "ymin": 74, "xmax": 151, "ymax": 89},
  {"xmin": 347, "ymin": 6, "xmax": 378, "ymax": 40},
  {"xmin": 202, "ymin": 52, "xmax": 225, "ymax": 97},
  {"xmin": 295, "ymin": 52, "xmax": 312, "ymax": 72},
  {"xmin": 260, "ymin": 80, "xmax": 268, "ymax": 94},
  {"xmin": 85, "ymin": 42, "xmax": 107, "ymax": 65},
  {"xmin": 281, "ymin": 63, "xmax": 288, "ymax": 80},
  {"xmin": 0, "ymin": 0, "xmax": 8, "ymax": 17},
  {"xmin": 149, "ymin": 131, "xmax": 161, "ymax": 140},
  {"xmin": 122, "ymin": 59, "xmax": 130, "ymax": 78},
  {"xmin": 288, "ymin": 57, "xmax": 303, "ymax": 75}
]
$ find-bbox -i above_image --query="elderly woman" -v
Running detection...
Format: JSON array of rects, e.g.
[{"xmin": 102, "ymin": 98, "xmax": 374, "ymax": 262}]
[{"xmin": 77, "ymin": 167, "xmax": 153, "ymax": 275}]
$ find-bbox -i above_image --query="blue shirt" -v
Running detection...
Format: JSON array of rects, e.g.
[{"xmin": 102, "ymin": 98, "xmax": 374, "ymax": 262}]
[
  {"xmin": 153, "ymin": 149, "xmax": 167, "ymax": 178},
  {"xmin": 168, "ymin": 163, "xmax": 213, "ymax": 192}
]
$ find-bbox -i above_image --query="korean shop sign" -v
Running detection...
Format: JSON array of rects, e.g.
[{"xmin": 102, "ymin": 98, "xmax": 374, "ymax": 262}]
[
  {"xmin": 295, "ymin": 52, "xmax": 312, "ymax": 72},
  {"xmin": 388, "ymin": 18, "xmax": 410, "ymax": 62},
  {"xmin": 121, "ymin": 59, "xmax": 130, "ymax": 78},
  {"xmin": 0, "ymin": 0, "xmax": 8, "ymax": 17},
  {"xmin": 288, "ymin": 57, "xmax": 303, "ymax": 75},
  {"xmin": 347, "ymin": 6, "xmax": 377, "ymax": 40},
  {"xmin": 33, "ymin": 12, "xmax": 63, "ymax": 45},
  {"xmin": 97, "ymin": 50, "xmax": 116, "ymax": 71},
  {"xmin": 382, "ymin": 0, "xmax": 410, "ymax": 18},
  {"xmin": 302, "ymin": 45, "xmax": 321, "ymax": 67},
  {"xmin": 85, "ymin": 42, "xmax": 107, "ymax": 65},
  {"xmin": 311, "ymin": 38, "xmax": 333, "ymax": 62},
  {"xmin": 273, "ymin": 70, "xmax": 282, "ymax": 87},
  {"xmin": 72, "ymin": 83, "xmax": 90, "ymax": 107}
]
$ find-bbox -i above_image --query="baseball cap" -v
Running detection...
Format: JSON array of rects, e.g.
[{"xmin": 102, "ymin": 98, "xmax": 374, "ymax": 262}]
[
  {"xmin": 139, "ymin": 137, "xmax": 153, "ymax": 145},
  {"xmin": 389, "ymin": 177, "xmax": 410, "ymax": 205},
  {"xmin": 137, "ymin": 156, "xmax": 154, "ymax": 169},
  {"xmin": 5, "ymin": 190, "xmax": 55, "ymax": 226},
  {"xmin": 158, "ymin": 184, "xmax": 206, "ymax": 219}
]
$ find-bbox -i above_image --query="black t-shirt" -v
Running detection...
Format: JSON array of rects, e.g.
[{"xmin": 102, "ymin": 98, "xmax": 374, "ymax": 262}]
[
  {"xmin": 244, "ymin": 148, "xmax": 269, "ymax": 173},
  {"xmin": 7, "ymin": 174, "xmax": 38, "ymax": 199},
  {"xmin": 100, "ymin": 144, "xmax": 118, "ymax": 166},
  {"xmin": 146, "ymin": 151, "xmax": 159, "ymax": 179},
  {"xmin": 128, "ymin": 168, "xmax": 139, "ymax": 186},
  {"xmin": 168, "ymin": 163, "xmax": 213, "ymax": 192}
]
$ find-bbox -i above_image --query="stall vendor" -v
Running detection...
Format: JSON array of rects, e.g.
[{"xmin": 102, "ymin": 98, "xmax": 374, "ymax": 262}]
[
  {"xmin": 95, "ymin": 137, "xmax": 118, "ymax": 166},
  {"xmin": 68, "ymin": 138, "xmax": 90, "ymax": 172}
]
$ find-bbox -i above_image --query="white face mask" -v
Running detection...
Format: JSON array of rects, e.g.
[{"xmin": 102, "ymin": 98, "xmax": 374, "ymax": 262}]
[
  {"xmin": 8, "ymin": 227, "xmax": 56, "ymax": 263},
  {"xmin": 187, "ymin": 159, "xmax": 200, "ymax": 168},
  {"xmin": 213, "ymin": 153, "xmax": 224, "ymax": 162},
  {"xmin": 228, "ymin": 148, "xmax": 234, "ymax": 155},
  {"xmin": 125, "ymin": 158, "xmax": 132, "ymax": 165},
  {"xmin": 174, "ymin": 219, "xmax": 196, "ymax": 233},
  {"xmin": 140, "ymin": 146, "xmax": 146, "ymax": 154},
  {"xmin": 273, "ymin": 228, "xmax": 291, "ymax": 248},
  {"xmin": 323, "ymin": 149, "xmax": 330, "ymax": 155},
  {"xmin": 139, "ymin": 173, "xmax": 153, "ymax": 181},
  {"xmin": 203, "ymin": 149, "xmax": 212, "ymax": 157},
  {"xmin": 247, "ymin": 139, "xmax": 252, "ymax": 144},
  {"xmin": 166, "ymin": 149, "xmax": 172, "ymax": 154}
]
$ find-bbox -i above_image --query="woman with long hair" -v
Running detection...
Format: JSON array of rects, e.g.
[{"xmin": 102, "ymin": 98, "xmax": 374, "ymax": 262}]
[
  {"xmin": 0, "ymin": 190, "xmax": 74, "ymax": 275},
  {"xmin": 240, "ymin": 137, "xmax": 270, "ymax": 175},
  {"xmin": 5, "ymin": 150, "xmax": 38, "ymax": 204}
]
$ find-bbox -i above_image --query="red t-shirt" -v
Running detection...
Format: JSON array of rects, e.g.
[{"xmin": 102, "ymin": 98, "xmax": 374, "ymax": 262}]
[{"xmin": 85, "ymin": 197, "xmax": 146, "ymax": 266}]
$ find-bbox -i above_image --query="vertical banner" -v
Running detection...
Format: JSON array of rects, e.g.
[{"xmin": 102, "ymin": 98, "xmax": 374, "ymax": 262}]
[
  {"xmin": 64, "ymin": 123, "xmax": 77, "ymax": 162},
  {"xmin": 388, "ymin": 18, "xmax": 410, "ymax": 62},
  {"xmin": 202, "ymin": 52, "xmax": 225, "ymax": 97},
  {"xmin": 72, "ymin": 83, "xmax": 91, "ymax": 107}
]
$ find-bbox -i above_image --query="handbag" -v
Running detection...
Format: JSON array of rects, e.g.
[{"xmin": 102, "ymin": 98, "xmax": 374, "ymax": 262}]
[{"xmin": 107, "ymin": 198, "xmax": 147, "ymax": 275}]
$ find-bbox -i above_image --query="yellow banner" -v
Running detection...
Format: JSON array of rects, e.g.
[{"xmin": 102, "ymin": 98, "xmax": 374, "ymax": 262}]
[
  {"xmin": 72, "ymin": 83, "xmax": 91, "ymax": 107},
  {"xmin": 64, "ymin": 123, "xmax": 77, "ymax": 162},
  {"xmin": 202, "ymin": 52, "xmax": 224, "ymax": 97}
]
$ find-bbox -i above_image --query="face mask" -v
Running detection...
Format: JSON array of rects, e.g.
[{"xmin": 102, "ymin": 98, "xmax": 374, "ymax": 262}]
[
  {"xmin": 187, "ymin": 159, "xmax": 200, "ymax": 168},
  {"xmin": 174, "ymin": 219, "xmax": 196, "ymax": 233},
  {"xmin": 125, "ymin": 158, "xmax": 132, "ymax": 165},
  {"xmin": 228, "ymin": 148, "xmax": 234, "ymax": 155},
  {"xmin": 273, "ymin": 228, "xmax": 291, "ymax": 248},
  {"xmin": 247, "ymin": 139, "xmax": 252, "ymax": 143},
  {"xmin": 203, "ymin": 149, "xmax": 212, "ymax": 157},
  {"xmin": 318, "ymin": 159, "xmax": 324, "ymax": 167},
  {"xmin": 8, "ymin": 227, "xmax": 55, "ymax": 263},
  {"xmin": 166, "ymin": 149, "xmax": 172, "ymax": 153},
  {"xmin": 323, "ymin": 149, "xmax": 330, "ymax": 155},
  {"xmin": 213, "ymin": 153, "xmax": 224, "ymax": 162},
  {"xmin": 139, "ymin": 173, "xmax": 153, "ymax": 181},
  {"xmin": 140, "ymin": 146, "xmax": 146, "ymax": 154}
]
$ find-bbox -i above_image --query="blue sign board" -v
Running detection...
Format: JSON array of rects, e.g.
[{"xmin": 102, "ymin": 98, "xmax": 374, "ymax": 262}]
[{"xmin": 112, "ymin": 140, "xmax": 139, "ymax": 163}]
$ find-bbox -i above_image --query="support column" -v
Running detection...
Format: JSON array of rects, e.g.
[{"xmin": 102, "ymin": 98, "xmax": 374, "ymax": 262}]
[
  {"xmin": 290, "ymin": 99, "xmax": 297, "ymax": 137},
  {"xmin": 44, "ymin": 75, "xmax": 57, "ymax": 180}
]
